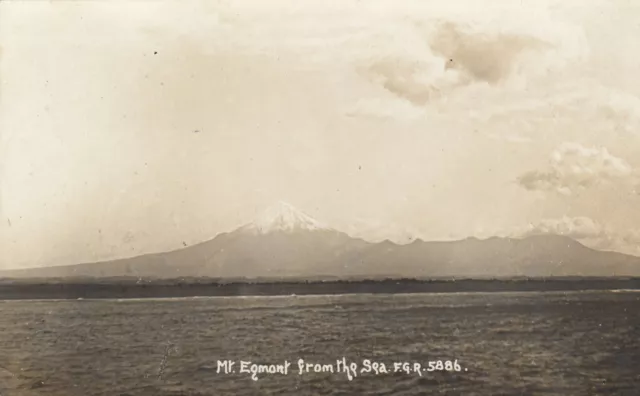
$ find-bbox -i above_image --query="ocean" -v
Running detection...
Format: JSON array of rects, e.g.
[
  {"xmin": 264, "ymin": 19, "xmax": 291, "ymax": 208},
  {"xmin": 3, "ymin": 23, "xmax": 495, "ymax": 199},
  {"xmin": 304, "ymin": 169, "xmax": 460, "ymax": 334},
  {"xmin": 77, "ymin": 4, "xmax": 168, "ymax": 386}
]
[{"xmin": 0, "ymin": 291, "xmax": 638, "ymax": 395}]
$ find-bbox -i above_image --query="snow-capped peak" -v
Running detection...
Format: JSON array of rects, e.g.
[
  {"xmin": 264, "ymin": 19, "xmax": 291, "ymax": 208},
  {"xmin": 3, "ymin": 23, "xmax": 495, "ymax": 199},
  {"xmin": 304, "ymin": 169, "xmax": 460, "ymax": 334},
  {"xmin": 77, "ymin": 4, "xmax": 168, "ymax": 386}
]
[{"xmin": 241, "ymin": 201, "xmax": 331, "ymax": 234}]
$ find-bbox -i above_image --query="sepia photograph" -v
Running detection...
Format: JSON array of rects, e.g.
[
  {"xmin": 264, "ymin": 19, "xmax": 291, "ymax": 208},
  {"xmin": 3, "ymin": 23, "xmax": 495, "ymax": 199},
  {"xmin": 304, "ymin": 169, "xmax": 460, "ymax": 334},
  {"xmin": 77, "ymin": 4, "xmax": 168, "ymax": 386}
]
[{"xmin": 0, "ymin": 0, "xmax": 639, "ymax": 394}]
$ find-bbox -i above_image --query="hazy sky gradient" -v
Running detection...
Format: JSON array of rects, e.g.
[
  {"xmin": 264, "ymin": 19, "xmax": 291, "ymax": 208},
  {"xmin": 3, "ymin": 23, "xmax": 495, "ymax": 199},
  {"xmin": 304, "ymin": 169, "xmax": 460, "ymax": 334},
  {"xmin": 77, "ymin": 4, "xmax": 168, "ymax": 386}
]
[{"xmin": 2, "ymin": 0, "xmax": 640, "ymax": 268}]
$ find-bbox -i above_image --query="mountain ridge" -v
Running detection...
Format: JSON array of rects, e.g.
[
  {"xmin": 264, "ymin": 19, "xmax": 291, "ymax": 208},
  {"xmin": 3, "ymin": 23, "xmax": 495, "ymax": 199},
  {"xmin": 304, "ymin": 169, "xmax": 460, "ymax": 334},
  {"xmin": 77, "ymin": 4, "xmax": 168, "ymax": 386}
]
[{"xmin": 2, "ymin": 203, "xmax": 639, "ymax": 279}]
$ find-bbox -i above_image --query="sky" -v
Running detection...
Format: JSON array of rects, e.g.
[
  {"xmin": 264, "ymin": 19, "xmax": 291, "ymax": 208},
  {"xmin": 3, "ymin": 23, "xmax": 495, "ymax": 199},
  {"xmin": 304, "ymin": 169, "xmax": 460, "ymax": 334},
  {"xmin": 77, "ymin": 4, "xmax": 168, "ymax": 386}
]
[{"xmin": 2, "ymin": 0, "xmax": 640, "ymax": 269}]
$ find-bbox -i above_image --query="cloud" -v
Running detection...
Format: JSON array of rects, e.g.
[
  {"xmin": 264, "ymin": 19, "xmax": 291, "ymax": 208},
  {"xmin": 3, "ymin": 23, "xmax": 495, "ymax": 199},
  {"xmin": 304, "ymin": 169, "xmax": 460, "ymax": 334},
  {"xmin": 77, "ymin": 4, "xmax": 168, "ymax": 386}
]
[
  {"xmin": 520, "ymin": 216, "xmax": 605, "ymax": 240},
  {"xmin": 517, "ymin": 142, "xmax": 636, "ymax": 195},
  {"xmin": 353, "ymin": 16, "xmax": 587, "ymax": 108},
  {"xmin": 428, "ymin": 21, "xmax": 551, "ymax": 84},
  {"xmin": 357, "ymin": 22, "xmax": 548, "ymax": 106},
  {"xmin": 594, "ymin": 90, "xmax": 640, "ymax": 134}
]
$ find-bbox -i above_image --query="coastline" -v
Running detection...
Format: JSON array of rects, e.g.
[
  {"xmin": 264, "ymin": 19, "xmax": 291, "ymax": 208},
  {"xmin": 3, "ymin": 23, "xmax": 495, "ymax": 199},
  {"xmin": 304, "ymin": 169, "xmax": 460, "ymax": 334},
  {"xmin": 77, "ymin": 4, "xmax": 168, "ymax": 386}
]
[{"xmin": 0, "ymin": 277, "xmax": 638, "ymax": 300}]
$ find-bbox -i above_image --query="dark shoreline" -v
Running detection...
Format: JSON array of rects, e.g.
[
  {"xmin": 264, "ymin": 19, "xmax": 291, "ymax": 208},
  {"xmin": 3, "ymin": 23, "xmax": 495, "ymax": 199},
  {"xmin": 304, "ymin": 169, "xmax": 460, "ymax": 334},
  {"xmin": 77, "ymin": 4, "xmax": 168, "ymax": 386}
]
[{"xmin": 0, "ymin": 278, "xmax": 638, "ymax": 300}]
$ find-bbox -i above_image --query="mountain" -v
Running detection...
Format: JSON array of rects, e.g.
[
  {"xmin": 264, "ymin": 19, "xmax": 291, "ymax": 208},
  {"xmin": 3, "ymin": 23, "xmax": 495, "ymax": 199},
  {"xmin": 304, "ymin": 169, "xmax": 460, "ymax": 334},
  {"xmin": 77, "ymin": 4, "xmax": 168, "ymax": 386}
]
[
  {"xmin": 2, "ymin": 202, "xmax": 640, "ymax": 279},
  {"xmin": 240, "ymin": 201, "xmax": 331, "ymax": 234}
]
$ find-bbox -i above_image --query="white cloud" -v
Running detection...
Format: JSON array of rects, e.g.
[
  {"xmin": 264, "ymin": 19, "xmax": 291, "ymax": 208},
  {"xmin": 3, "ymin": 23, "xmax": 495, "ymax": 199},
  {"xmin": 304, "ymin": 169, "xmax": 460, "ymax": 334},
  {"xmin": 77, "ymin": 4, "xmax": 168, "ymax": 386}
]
[
  {"xmin": 594, "ymin": 89, "xmax": 640, "ymax": 134},
  {"xmin": 520, "ymin": 216, "xmax": 605, "ymax": 239},
  {"xmin": 517, "ymin": 142, "xmax": 637, "ymax": 195},
  {"xmin": 352, "ymin": 19, "xmax": 586, "ymax": 108},
  {"xmin": 199, "ymin": 1, "xmax": 593, "ymax": 122}
]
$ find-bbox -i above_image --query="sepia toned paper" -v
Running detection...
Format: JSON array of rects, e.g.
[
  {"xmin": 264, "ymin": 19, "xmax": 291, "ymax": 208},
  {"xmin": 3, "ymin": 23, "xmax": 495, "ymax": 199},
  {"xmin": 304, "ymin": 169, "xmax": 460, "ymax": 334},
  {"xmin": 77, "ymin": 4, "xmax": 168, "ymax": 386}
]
[{"xmin": 0, "ymin": 1, "xmax": 639, "ymax": 395}]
